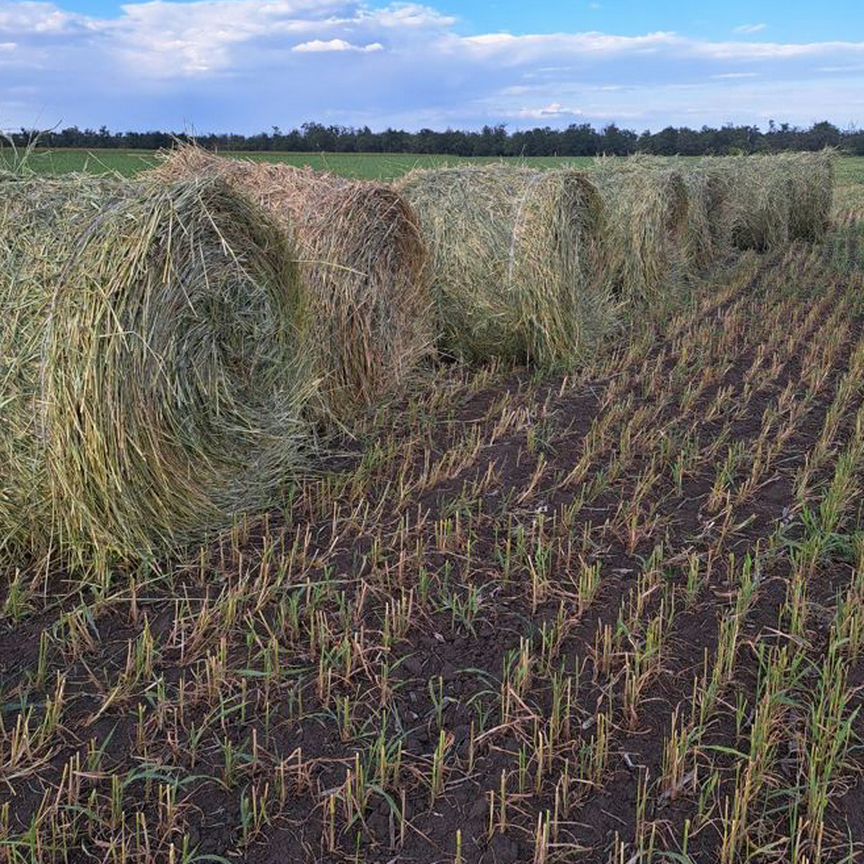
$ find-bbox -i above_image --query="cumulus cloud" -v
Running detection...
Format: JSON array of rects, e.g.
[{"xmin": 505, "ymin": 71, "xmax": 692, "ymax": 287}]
[
  {"xmin": 0, "ymin": 1, "xmax": 85, "ymax": 34},
  {"xmin": 293, "ymin": 37, "xmax": 383, "ymax": 52},
  {"xmin": 0, "ymin": 0, "xmax": 862, "ymax": 131}
]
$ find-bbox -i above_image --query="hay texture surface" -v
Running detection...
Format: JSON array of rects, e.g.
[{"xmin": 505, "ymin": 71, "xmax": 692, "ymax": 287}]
[
  {"xmin": 153, "ymin": 147, "xmax": 431, "ymax": 419},
  {"xmin": 0, "ymin": 174, "xmax": 308, "ymax": 569},
  {"xmin": 592, "ymin": 158, "xmax": 691, "ymax": 304},
  {"xmin": 678, "ymin": 160, "xmax": 732, "ymax": 268},
  {"xmin": 782, "ymin": 151, "xmax": 834, "ymax": 242},
  {"xmin": 702, "ymin": 153, "xmax": 833, "ymax": 252},
  {"xmin": 396, "ymin": 165, "xmax": 612, "ymax": 366},
  {"xmin": 716, "ymin": 156, "xmax": 792, "ymax": 252}
]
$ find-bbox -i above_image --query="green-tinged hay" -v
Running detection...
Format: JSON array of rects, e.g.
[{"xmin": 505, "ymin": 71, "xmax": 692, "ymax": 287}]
[
  {"xmin": 152, "ymin": 146, "xmax": 432, "ymax": 419},
  {"xmin": 0, "ymin": 174, "xmax": 310, "ymax": 570},
  {"xmin": 716, "ymin": 156, "xmax": 792, "ymax": 252},
  {"xmin": 395, "ymin": 165, "xmax": 613, "ymax": 367},
  {"xmin": 781, "ymin": 151, "xmax": 835, "ymax": 241},
  {"xmin": 592, "ymin": 158, "xmax": 691, "ymax": 303},
  {"xmin": 678, "ymin": 161, "xmax": 731, "ymax": 268}
]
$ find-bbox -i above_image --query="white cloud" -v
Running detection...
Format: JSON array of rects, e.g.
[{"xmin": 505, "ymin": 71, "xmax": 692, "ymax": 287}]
[
  {"xmin": 734, "ymin": 23, "xmax": 767, "ymax": 34},
  {"xmin": 0, "ymin": 2, "xmax": 83, "ymax": 34},
  {"xmin": 372, "ymin": 3, "xmax": 454, "ymax": 29},
  {"xmin": 459, "ymin": 30, "xmax": 682, "ymax": 61},
  {"xmin": 0, "ymin": 0, "xmax": 862, "ymax": 132},
  {"xmin": 515, "ymin": 102, "xmax": 582, "ymax": 120},
  {"xmin": 293, "ymin": 37, "xmax": 382, "ymax": 51},
  {"xmin": 818, "ymin": 64, "xmax": 864, "ymax": 72},
  {"xmin": 711, "ymin": 71, "xmax": 758, "ymax": 79}
]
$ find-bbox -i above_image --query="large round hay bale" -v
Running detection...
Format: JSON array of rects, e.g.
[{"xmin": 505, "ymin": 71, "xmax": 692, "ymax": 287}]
[
  {"xmin": 717, "ymin": 153, "xmax": 834, "ymax": 250},
  {"xmin": 395, "ymin": 165, "xmax": 613, "ymax": 367},
  {"xmin": 679, "ymin": 160, "xmax": 731, "ymax": 268},
  {"xmin": 0, "ymin": 174, "xmax": 310, "ymax": 570},
  {"xmin": 782, "ymin": 151, "xmax": 834, "ymax": 241},
  {"xmin": 592, "ymin": 158, "xmax": 690, "ymax": 303},
  {"xmin": 152, "ymin": 147, "xmax": 432, "ymax": 419},
  {"xmin": 715, "ymin": 156, "xmax": 792, "ymax": 252}
]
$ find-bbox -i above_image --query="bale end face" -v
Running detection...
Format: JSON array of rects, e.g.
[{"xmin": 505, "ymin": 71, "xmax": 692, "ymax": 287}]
[
  {"xmin": 397, "ymin": 164, "xmax": 614, "ymax": 368},
  {"xmin": 153, "ymin": 146, "xmax": 434, "ymax": 422},
  {"xmin": 0, "ymin": 175, "xmax": 311, "ymax": 570}
]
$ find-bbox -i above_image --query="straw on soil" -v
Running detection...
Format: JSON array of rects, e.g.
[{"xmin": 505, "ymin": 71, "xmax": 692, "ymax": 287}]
[
  {"xmin": 592, "ymin": 157, "xmax": 691, "ymax": 304},
  {"xmin": 152, "ymin": 146, "xmax": 432, "ymax": 420},
  {"xmin": 0, "ymin": 173, "xmax": 309, "ymax": 570},
  {"xmin": 395, "ymin": 165, "xmax": 613, "ymax": 367}
]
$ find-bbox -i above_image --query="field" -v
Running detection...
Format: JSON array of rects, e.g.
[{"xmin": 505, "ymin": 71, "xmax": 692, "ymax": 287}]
[
  {"xmin": 2, "ymin": 156, "xmax": 864, "ymax": 863},
  {"xmin": 2, "ymin": 147, "xmax": 861, "ymax": 185},
  {"xmin": 0, "ymin": 148, "xmax": 594, "ymax": 180},
  {"xmin": 4, "ymin": 148, "xmax": 863, "ymax": 216}
]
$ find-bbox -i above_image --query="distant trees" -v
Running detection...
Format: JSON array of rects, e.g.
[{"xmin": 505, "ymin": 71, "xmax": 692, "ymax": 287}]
[{"xmin": 5, "ymin": 120, "xmax": 861, "ymax": 156}]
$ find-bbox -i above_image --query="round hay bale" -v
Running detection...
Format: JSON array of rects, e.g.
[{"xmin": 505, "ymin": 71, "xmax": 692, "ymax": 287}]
[
  {"xmin": 715, "ymin": 156, "xmax": 792, "ymax": 252},
  {"xmin": 592, "ymin": 157, "xmax": 690, "ymax": 304},
  {"xmin": 679, "ymin": 160, "xmax": 732, "ymax": 268},
  {"xmin": 0, "ymin": 174, "xmax": 310, "ymax": 570},
  {"xmin": 152, "ymin": 146, "xmax": 432, "ymax": 420},
  {"xmin": 395, "ymin": 165, "xmax": 613, "ymax": 367},
  {"xmin": 781, "ymin": 151, "xmax": 834, "ymax": 242}
]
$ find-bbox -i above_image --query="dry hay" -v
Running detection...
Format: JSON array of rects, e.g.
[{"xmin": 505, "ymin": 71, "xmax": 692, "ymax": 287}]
[
  {"xmin": 0, "ymin": 174, "xmax": 310, "ymax": 570},
  {"xmin": 152, "ymin": 146, "xmax": 432, "ymax": 420},
  {"xmin": 677, "ymin": 159, "xmax": 732, "ymax": 268},
  {"xmin": 711, "ymin": 155, "xmax": 792, "ymax": 252},
  {"xmin": 395, "ymin": 165, "xmax": 613, "ymax": 367},
  {"xmin": 592, "ymin": 157, "xmax": 691, "ymax": 304},
  {"xmin": 781, "ymin": 150, "xmax": 834, "ymax": 241},
  {"xmin": 671, "ymin": 153, "xmax": 833, "ymax": 257}
]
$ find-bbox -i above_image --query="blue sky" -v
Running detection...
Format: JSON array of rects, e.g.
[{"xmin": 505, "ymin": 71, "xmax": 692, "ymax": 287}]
[
  {"xmin": 437, "ymin": 1, "xmax": 864, "ymax": 43},
  {"xmin": 1, "ymin": 0, "xmax": 863, "ymax": 133}
]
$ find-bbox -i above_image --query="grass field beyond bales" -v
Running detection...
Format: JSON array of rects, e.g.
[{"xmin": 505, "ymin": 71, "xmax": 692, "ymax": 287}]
[
  {"xmin": 2, "ymin": 147, "xmax": 862, "ymax": 219},
  {"xmin": 3, "ymin": 146, "xmax": 862, "ymax": 215},
  {"xmin": 0, "ymin": 148, "xmax": 596, "ymax": 179},
  {"xmin": 2, "ymin": 150, "xmax": 864, "ymax": 864}
]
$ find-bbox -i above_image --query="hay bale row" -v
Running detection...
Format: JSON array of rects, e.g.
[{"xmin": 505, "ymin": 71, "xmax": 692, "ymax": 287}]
[
  {"xmin": 151, "ymin": 147, "xmax": 432, "ymax": 421},
  {"xmin": 393, "ymin": 152, "xmax": 834, "ymax": 347},
  {"xmin": 0, "ymin": 150, "xmax": 836, "ymax": 571},
  {"xmin": 699, "ymin": 151, "xmax": 834, "ymax": 253},
  {"xmin": 148, "ymin": 148, "xmax": 834, "ymax": 375},
  {"xmin": 0, "ymin": 174, "xmax": 310, "ymax": 569},
  {"xmin": 395, "ymin": 165, "xmax": 613, "ymax": 366}
]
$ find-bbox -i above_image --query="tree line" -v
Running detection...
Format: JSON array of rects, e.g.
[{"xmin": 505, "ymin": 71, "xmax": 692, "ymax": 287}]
[{"xmin": 5, "ymin": 120, "xmax": 864, "ymax": 156}]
